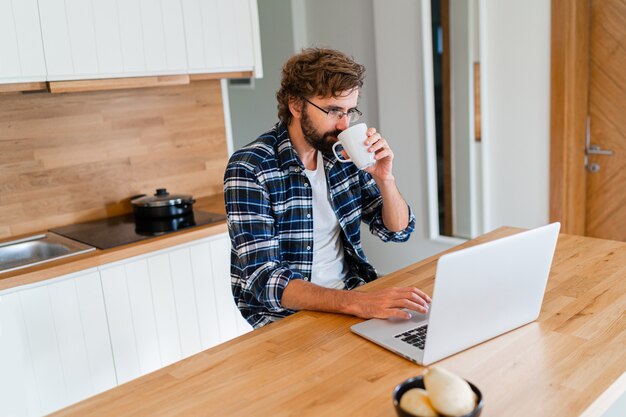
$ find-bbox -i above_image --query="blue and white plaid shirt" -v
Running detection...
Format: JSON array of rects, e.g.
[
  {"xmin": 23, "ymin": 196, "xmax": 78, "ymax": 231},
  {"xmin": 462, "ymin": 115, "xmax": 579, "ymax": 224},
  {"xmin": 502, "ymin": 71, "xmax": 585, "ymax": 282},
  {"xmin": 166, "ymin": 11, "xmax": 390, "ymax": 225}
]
[{"xmin": 224, "ymin": 122, "xmax": 416, "ymax": 328}]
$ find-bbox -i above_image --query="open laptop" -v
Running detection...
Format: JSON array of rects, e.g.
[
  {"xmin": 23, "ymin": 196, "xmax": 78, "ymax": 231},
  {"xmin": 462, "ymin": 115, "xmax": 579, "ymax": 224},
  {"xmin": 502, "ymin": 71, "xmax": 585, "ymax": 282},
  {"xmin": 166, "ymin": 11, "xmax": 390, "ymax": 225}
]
[{"xmin": 351, "ymin": 222, "xmax": 561, "ymax": 365}]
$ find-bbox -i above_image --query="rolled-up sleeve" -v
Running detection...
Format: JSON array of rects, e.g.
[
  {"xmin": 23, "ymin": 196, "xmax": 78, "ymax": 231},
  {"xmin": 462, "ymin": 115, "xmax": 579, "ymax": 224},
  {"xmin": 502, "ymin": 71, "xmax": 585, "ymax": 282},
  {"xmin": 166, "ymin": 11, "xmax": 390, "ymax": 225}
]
[
  {"xmin": 224, "ymin": 162, "xmax": 302, "ymax": 312},
  {"xmin": 359, "ymin": 172, "xmax": 416, "ymax": 242}
]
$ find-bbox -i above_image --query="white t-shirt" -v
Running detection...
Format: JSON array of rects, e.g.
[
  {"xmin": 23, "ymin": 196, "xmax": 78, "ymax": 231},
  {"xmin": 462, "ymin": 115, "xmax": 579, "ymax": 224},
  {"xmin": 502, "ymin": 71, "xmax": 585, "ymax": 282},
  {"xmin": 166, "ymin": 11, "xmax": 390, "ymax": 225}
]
[{"xmin": 304, "ymin": 152, "xmax": 349, "ymax": 289}]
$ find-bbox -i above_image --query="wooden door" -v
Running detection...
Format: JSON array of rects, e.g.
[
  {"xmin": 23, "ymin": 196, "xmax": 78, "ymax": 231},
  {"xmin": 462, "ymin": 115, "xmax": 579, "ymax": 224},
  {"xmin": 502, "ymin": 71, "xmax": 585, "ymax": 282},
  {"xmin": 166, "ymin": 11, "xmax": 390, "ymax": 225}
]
[
  {"xmin": 586, "ymin": 0, "xmax": 626, "ymax": 240},
  {"xmin": 550, "ymin": 0, "xmax": 626, "ymax": 242}
]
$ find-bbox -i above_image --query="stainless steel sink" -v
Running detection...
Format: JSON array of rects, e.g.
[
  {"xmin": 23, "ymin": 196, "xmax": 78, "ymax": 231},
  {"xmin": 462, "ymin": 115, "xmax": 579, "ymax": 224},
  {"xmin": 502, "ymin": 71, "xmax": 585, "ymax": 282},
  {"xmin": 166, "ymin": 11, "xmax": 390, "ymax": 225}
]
[{"xmin": 0, "ymin": 233, "xmax": 96, "ymax": 274}]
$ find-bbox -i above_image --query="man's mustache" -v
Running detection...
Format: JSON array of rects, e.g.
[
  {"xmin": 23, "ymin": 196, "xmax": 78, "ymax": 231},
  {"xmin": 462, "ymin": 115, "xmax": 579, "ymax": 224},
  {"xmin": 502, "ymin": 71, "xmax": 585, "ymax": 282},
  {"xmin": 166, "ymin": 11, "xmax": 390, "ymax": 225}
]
[{"xmin": 325, "ymin": 130, "xmax": 342, "ymax": 140}]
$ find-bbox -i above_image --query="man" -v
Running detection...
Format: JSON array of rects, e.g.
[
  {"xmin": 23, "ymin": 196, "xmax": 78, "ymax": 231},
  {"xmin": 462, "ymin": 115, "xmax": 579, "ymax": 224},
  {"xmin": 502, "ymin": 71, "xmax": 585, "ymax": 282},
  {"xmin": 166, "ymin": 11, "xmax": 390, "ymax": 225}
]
[{"xmin": 224, "ymin": 48, "xmax": 431, "ymax": 328}]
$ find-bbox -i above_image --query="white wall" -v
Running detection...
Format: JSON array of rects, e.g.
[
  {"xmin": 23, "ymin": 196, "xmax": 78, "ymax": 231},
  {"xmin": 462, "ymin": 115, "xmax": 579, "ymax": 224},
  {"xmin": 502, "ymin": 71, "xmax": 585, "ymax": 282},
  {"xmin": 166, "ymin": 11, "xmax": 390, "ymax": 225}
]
[
  {"xmin": 367, "ymin": 0, "xmax": 454, "ymax": 273},
  {"xmin": 480, "ymin": 0, "xmax": 551, "ymax": 231}
]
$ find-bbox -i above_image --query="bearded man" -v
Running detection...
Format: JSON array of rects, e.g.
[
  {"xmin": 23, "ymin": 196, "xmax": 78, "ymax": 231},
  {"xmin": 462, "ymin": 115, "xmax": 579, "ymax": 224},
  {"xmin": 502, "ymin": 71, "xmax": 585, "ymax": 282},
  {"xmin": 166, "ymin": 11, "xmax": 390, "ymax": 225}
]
[{"xmin": 224, "ymin": 48, "xmax": 431, "ymax": 329}]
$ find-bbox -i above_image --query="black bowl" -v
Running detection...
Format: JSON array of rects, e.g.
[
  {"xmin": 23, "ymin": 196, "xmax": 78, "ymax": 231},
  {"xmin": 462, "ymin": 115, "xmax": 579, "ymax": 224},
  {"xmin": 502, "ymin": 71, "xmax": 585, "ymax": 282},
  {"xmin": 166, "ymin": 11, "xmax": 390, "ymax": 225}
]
[{"xmin": 392, "ymin": 375, "xmax": 483, "ymax": 417}]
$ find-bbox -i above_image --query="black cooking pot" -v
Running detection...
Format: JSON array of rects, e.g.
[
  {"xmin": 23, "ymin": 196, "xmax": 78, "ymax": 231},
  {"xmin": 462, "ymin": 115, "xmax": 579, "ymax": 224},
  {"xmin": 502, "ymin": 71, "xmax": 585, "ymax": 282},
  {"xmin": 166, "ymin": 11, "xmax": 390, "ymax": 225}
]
[
  {"xmin": 131, "ymin": 188, "xmax": 196, "ymax": 219},
  {"xmin": 134, "ymin": 212, "xmax": 196, "ymax": 236}
]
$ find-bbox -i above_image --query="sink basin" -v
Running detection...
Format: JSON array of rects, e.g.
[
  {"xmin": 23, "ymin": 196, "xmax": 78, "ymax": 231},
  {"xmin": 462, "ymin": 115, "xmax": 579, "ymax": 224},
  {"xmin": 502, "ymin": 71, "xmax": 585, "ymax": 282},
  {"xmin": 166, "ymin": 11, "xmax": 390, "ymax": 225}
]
[{"xmin": 0, "ymin": 233, "xmax": 96, "ymax": 274}]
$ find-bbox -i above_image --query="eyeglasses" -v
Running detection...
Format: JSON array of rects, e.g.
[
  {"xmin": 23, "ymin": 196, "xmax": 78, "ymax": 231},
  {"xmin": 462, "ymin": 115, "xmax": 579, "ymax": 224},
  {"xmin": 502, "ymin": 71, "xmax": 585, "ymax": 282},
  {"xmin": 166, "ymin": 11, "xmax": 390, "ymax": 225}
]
[{"xmin": 302, "ymin": 98, "xmax": 362, "ymax": 123}]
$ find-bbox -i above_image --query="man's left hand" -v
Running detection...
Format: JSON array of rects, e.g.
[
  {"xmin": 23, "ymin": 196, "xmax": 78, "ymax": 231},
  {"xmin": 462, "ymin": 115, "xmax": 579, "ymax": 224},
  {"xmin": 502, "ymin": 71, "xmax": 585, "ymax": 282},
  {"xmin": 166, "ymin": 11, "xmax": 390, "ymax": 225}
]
[{"xmin": 363, "ymin": 127, "xmax": 394, "ymax": 181}]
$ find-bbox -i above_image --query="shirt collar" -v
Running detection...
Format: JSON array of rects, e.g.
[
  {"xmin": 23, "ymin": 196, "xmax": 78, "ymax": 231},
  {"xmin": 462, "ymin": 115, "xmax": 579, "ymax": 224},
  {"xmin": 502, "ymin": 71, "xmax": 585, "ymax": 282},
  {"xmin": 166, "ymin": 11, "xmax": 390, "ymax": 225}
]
[{"xmin": 276, "ymin": 122, "xmax": 304, "ymax": 171}]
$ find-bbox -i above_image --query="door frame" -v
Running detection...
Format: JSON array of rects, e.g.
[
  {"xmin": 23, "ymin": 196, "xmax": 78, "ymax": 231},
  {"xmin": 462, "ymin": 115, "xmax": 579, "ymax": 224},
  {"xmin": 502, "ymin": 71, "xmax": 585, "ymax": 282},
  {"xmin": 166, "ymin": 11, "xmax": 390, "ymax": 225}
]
[{"xmin": 549, "ymin": 0, "xmax": 590, "ymax": 235}]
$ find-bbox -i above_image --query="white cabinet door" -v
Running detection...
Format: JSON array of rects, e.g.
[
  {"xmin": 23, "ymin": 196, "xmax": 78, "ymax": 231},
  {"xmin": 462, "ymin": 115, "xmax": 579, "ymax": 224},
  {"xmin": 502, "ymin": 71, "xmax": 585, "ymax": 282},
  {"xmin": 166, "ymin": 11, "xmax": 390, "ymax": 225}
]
[
  {"xmin": 37, "ymin": 0, "xmax": 81, "ymax": 79},
  {"xmin": 98, "ymin": 233, "xmax": 252, "ymax": 384},
  {"xmin": 91, "ymin": 0, "xmax": 124, "ymax": 75},
  {"xmin": 189, "ymin": 236, "xmax": 253, "ymax": 348},
  {"xmin": 100, "ymin": 252, "xmax": 177, "ymax": 384},
  {"xmin": 230, "ymin": 0, "xmax": 255, "ymax": 69},
  {"xmin": 208, "ymin": 235, "xmax": 253, "ymax": 340},
  {"xmin": 0, "ymin": 269, "xmax": 116, "ymax": 416},
  {"xmin": 169, "ymin": 247, "xmax": 204, "ymax": 356},
  {"xmin": 0, "ymin": 0, "xmax": 46, "ymax": 83},
  {"xmin": 182, "ymin": 0, "xmax": 259, "ymax": 74},
  {"xmin": 147, "ymin": 253, "xmax": 184, "ymax": 367},
  {"xmin": 99, "ymin": 264, "xmax": 140, "ymax": 384},
  {"xmin": 189, "ymin": 242, "xmax": 222, "ymax": 349},
  {"xmin": 39, "ymin": 0, "xmax": 188, "ymax": 80},
  {"xmin": 73, "ymin": 271, "xmax": 118, "ymax": 393},
  {"xmin": 0, "ymin": 292, "xmax": 41, "ymax": 417}
]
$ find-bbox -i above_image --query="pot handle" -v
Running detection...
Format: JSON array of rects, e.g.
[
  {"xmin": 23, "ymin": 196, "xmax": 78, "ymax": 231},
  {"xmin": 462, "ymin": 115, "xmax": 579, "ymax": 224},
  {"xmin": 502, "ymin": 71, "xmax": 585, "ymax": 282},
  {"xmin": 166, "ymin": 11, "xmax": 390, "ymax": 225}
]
[{"xmin": 130, "ymin": 194, "xmax": 147, "ymax": 205}]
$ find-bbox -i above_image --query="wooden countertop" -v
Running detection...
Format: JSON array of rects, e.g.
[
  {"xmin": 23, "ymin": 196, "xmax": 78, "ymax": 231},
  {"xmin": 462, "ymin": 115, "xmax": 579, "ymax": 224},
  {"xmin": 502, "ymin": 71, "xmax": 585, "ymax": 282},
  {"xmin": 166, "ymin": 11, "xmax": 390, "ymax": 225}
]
[
  {"xmin": 51, "ymin": 227, "xmax": 626, "ymax": 417},
  {"xmin": 0, "ymin": 194, "xmax": 226, "ymax": 292}
]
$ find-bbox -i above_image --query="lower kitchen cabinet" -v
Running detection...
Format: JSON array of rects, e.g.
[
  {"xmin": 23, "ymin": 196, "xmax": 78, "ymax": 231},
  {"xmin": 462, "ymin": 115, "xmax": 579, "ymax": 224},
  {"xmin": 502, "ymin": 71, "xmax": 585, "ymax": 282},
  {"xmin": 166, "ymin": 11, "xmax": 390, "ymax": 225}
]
[
  {"xmin": 99, "ymin": 233, "xmax": 252, "ymax": 385},
  {"xmin": 0, "ymin": 232, "xmax": 251, "ymax": 416},
  {"xmin": 0, "ymin": 268, "xmax": 116, "ymax": 416}
]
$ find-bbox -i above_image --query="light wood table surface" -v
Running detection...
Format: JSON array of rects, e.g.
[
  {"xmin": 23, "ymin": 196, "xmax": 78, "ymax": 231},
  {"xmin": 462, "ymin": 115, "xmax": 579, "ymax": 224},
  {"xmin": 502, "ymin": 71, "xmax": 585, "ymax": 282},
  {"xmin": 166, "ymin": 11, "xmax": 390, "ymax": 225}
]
[{"xmin": 52, "ymin": 227, "xmax": 626, "ymax": 417}]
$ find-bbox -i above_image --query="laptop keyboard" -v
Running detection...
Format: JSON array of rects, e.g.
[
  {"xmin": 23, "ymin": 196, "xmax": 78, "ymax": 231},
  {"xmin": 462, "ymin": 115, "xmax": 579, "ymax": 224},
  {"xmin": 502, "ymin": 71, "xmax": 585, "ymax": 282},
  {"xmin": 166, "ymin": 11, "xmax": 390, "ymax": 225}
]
[{"xmin": 395, "ymin": 325, "xmax": 428, "ymax": 350}]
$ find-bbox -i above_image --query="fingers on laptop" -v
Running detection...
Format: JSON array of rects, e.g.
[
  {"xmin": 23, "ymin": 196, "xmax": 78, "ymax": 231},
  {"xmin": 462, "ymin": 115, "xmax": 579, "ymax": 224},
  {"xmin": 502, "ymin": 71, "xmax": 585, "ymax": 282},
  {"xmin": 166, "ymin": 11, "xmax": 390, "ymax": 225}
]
[
  {"xmin": 403, "ymin": 298, "xmax": 428, "ymax": 314},
  {"xmin": 357, "ymin": 287, "xmax": 431, "ymax": 319},
  {"xmin": 399, "ymin": 288, "xmax": 431, "ymax": 312},
  {"xmin": 389, "ymin": 287, "xmax": 430, "ymax": 316},
  {"xmin": 413, "ymin": 287, "xmax": 432, "ymax": 304},
  {"xmin": 386, "ymin": 308, "xmax": 413, "ymax": 320}
]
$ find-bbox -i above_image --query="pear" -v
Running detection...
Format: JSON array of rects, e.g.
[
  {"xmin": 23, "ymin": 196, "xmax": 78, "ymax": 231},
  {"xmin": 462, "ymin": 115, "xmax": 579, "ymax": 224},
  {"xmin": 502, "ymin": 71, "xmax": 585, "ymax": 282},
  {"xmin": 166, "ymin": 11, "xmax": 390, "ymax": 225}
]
[
  {"xmin": 399, "ymin": 388, "xmax": 438, "ymax": 417},
  {"xmin": 423, "ymin": 367, "xmax": 476, "ymax": 417}
]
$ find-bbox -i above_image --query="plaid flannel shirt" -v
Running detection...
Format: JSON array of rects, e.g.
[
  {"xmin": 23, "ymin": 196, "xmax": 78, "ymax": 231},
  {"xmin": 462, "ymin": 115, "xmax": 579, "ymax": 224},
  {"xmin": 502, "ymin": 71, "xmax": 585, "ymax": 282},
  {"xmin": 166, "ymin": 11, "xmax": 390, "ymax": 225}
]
[{"xmin": 224, "ymin": 122, "xmax": 416, "ymax": 328}]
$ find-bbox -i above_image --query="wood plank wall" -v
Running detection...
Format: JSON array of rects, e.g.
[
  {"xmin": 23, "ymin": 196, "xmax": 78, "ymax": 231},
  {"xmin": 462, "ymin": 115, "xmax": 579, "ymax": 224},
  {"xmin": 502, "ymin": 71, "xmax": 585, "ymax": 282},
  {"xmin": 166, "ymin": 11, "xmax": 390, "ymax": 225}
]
[{"xmin": 0, "ymin": 80, "xmax": 228, "ymax": 238}]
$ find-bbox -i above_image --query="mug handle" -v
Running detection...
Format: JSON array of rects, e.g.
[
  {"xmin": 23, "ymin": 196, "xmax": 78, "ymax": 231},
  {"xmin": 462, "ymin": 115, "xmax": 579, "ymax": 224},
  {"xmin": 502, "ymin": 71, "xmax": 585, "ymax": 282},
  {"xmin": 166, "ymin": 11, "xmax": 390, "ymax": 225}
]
[{"xmin": 332, "ymin": 141, "xmax": 351, "ymax": 163}]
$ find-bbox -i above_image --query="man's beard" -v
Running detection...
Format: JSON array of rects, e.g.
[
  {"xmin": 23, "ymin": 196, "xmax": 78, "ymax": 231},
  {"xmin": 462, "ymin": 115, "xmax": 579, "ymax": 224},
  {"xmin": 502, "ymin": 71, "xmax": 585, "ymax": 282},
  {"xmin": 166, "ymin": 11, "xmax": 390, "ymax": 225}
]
[{"xmin": 300, "ymin": 108, "xmax": 341, "ymax": 154}]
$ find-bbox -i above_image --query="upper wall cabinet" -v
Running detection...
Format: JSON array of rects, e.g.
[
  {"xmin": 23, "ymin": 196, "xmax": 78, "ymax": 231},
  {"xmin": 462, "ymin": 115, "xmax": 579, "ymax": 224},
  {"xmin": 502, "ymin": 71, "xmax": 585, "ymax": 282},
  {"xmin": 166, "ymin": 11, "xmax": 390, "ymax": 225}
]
[
  {"xmin": 182, "ymin": 0, "xmax": 262, "ymax": 76},
  {"xmin": 1, "ymin": 0, "xmax": 263, "ymax": 85},
  {"xmin": 38, "ymin": 0, "xmax": 188, "ymax": 81},
  {"xmin": 0, "ymin": 0, "xmax": 47, "ymax": 84}
]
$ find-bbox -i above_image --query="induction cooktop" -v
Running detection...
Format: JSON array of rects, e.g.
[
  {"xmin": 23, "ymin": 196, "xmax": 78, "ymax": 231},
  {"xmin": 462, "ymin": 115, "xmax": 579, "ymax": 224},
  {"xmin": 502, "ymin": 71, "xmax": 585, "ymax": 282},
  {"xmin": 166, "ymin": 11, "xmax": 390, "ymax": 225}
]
[{"xmin": 50, "ymin": 210, "xmax": 226, "ymax": 250}]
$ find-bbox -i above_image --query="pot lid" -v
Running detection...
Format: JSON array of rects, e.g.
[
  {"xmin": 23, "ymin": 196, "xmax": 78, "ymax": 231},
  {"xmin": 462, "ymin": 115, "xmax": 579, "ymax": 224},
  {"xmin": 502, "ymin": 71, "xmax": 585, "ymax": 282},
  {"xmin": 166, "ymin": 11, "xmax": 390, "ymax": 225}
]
[{"xmin": 131, "ymin": 188, "xmax": 194, "ymax": 207}]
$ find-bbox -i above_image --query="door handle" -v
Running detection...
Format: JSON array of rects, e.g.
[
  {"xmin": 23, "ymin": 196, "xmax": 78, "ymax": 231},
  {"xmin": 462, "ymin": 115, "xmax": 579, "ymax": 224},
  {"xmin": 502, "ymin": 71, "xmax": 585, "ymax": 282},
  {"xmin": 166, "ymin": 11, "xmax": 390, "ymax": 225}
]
[{"xmin": 587, "ymin": 144, "xmax": 614, "ymax": 156}]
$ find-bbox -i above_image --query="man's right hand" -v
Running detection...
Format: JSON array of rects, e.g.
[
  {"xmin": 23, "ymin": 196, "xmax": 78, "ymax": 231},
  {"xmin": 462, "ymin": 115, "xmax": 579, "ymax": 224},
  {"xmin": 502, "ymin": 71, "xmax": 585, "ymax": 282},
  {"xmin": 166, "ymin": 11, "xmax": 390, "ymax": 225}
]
[
  {"xmin": 282, "ymin": 279, "xmax": 431, "ymax": 321},
  {"xmin": 346, "ymin": 287, "xmax": 431, "ymax": 320}
]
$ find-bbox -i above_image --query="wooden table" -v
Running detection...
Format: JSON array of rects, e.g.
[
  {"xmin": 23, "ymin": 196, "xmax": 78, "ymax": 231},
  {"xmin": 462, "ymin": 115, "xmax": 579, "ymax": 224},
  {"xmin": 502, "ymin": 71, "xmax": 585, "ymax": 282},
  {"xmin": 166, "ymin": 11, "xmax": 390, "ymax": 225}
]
[{"xmin": 53, "ymin": 228, "xmax": 626, "ymax": 417}]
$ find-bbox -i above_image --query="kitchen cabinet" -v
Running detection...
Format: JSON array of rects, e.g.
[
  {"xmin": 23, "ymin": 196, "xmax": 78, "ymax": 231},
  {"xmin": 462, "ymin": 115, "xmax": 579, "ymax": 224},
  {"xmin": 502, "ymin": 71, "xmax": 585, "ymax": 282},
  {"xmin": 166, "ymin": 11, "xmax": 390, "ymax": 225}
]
[
  {"xmin": 33, "ymin": 0, "xmax": 261, "ymax": 82},
  {"xmin": 0, "ymin": 268, "xmax": 116, "ymax": 416},
  {"xmin": 182, "ymin": 0, "xmax": 261, "ymax": 75},
  {"xmin": 0, "ymin": 232, "xmax": 251, "ymax": 416},
  {"xmin": 0, "ymin": 0, "xmax": 47, "ymax": 84},
  {"xmin": 38, "ymin": 0, "xmax": 188, "ymax": 81},
  {"xmin": 99, "ymin": 233, "xmax": 251, "ymax": 384},
  {"xmin": 2, "ymin": 0, "xmax": 262, "ymax": 85}
]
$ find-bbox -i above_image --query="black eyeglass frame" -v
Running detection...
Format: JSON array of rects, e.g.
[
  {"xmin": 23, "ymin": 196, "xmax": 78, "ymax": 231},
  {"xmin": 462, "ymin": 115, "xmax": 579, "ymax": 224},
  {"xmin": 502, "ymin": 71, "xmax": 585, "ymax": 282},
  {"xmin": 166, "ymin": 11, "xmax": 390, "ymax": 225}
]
[{"xmin": 302, "ymin": 97, "xmax": 362, "ymax": 122}]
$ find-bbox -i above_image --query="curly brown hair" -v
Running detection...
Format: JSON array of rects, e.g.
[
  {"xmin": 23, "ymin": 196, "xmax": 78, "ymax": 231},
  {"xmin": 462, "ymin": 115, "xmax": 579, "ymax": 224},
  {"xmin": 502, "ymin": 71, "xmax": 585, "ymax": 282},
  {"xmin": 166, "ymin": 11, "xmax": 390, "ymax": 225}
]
[{"xmin": 276, "ymin": 48, "xmax": 366, "ymax": 125}]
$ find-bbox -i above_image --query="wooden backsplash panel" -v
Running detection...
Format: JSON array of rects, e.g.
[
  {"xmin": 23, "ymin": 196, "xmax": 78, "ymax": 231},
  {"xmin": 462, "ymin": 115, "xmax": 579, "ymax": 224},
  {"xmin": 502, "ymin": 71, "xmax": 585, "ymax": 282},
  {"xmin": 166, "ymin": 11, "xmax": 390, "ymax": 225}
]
[{"xmin": 0, "ymin": 80, "xmax": 228, "ymax": 238}]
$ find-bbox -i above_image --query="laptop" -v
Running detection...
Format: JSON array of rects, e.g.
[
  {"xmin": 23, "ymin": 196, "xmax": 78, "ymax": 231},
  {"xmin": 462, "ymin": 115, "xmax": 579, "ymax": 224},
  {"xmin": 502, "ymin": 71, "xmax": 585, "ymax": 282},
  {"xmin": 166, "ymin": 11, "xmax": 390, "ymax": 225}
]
[{"xmin": 351, "ymin": 222, "xmax": 561, "ymax": 365}]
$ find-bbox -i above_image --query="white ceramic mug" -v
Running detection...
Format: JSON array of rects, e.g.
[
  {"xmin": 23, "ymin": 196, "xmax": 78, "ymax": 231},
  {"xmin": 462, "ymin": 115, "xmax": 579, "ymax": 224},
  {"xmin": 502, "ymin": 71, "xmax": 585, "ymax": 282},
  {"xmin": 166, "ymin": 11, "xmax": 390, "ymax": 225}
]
[{"xmin": 332, "ymin": 123, "xmax": 375, "ymax": 170}]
